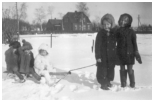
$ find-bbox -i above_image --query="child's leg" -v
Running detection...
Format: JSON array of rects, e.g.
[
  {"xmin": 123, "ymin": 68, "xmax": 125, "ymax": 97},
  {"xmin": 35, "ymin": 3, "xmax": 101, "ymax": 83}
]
[
  {"xmin": 120, "ymin": 65, "xmax": 125, "ymax": 71},
  {"xmin": 29, "ymin": 67, "xmax": 41, "ymax": 81},
  {"xmin": 127, "ymin": 65, "xmax": 135, "ymax": 88},
  {"xmin": 96, "ymin": 62, "xmax": 109, "ymax": 90},
  {"xmin": 12, "ymin": 66, "xmax": 25, "ymax": 83},
  {"xmin": 43, "ymin": 71, "xmax": 54, "ymax": 86},
  {"xmin": 12, "ymin": 67, "xmax": 24, "ymax": 80},
  {"xmin": 127, "ymin": 65, "xmax": 133, "ymax": 74},
  {"xmin": 120, "ymin": 65, "xmax": 127, "ymax": 87},
  {"xmin": 107, "ymin": 63, "xmax": 115, "ymax": 81}
]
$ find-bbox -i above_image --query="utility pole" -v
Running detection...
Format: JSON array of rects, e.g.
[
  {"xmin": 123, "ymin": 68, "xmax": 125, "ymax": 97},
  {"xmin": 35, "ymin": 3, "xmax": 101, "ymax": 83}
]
[
  {"xmin": 138, "ymin": 15, "xmax": 142, "ymax": 31},
  {"xmin": 81, "ymin": 13, "xmax": 83, "ymax": 31},
  {"xmin": 16, "ymin": 2, "xmax": 19, "ymax": 35}
]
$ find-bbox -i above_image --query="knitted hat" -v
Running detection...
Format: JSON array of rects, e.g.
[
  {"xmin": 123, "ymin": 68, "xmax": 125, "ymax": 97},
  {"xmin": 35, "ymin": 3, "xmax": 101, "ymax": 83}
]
[
  {"xmin": 118, "ymin": 13, "xmax": 133, "ymax": 28},
  {"xmin": 11, "ymin": 41, "xmax": 21, "ymax": 49},
  {"xmin": 101, "ymin": 13, "xmax": 115, "ymax": 28},
  {"xmin": 38, "ymin": 43, "xmax": 50, "ymax": 54}
]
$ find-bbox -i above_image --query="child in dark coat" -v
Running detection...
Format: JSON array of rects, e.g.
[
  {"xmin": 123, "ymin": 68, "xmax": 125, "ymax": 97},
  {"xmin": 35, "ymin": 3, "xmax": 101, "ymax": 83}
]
[
  {"xmin": 5, "ymin": 41, "xmax": 25, "ymax": 83},
  {"xmin": 18, "ymin": 39, "xmax": 41, "ymax": 82},
  {"xmin": 116, "ymin": 13, "xmax": 142, "ymax": 88},
  {"xmin": 95, "ymin": 14, "xmax": 117, "ymax": 90}
]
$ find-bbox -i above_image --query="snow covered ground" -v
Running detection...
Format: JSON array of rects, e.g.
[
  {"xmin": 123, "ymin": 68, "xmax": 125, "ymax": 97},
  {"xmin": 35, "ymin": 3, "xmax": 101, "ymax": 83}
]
[{"xmin": 2, "ymin": 33, "xmax": 152, "ymax": 100}]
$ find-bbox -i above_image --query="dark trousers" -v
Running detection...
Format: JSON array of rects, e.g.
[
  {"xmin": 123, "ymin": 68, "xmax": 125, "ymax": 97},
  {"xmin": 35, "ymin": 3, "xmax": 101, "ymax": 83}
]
[
  {"xmin": 107, "ymin": 63, "xmax": 115, "ymax": 81},
  {"xmin": 28, "ymin": 67, "xmax": 41, "ymax": 81},
  {"xmin": 12, "ymin": 66, "xmax": 24, "ymax": 80},
  {"xmin": 96, "ymin": 62, "xmax": 109, "ymax": 87},
  {"xmin": 96, "ymin": 62, "xmax": 115, "ymax": 87}
]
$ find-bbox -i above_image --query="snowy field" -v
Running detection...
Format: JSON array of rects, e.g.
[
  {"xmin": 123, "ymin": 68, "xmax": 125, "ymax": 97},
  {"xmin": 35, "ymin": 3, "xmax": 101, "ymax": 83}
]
[{"xmin": 2, "ymin": 33, "xmax": 152, "ymax": 100}]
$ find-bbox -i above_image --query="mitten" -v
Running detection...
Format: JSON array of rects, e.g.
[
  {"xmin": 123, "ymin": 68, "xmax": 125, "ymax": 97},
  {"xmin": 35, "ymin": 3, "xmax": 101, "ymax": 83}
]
[{"xmin": 135, "ymin": 51, "xmax": 142, "ymax": 64}]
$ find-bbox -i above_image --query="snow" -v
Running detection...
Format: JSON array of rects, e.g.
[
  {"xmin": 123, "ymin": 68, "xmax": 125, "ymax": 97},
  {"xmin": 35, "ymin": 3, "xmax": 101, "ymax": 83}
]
[{"xmin": 2, "ymin": 33, "xmax": 152, "ymax": 100}]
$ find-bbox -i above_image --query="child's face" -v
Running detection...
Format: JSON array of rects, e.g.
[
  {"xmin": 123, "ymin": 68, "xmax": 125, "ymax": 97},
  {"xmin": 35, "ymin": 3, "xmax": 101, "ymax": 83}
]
[
  {"xmin": 102, "ymin": 20, "xmax": 111, "ymax": 31},
  {"xmin": 120, "ymin": 16, "xmax": 129, "ymax": 27},
  {"xmin": 40, "ymin": 50, "xmax": 48, "ymax": 56}
]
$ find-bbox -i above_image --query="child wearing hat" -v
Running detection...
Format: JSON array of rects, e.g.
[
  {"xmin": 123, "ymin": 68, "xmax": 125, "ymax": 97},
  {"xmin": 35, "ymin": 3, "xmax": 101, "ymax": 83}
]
[
  {"xmin": 116, "ymin": 13, "xmax": 142, "ymax": 88},
  {"xmin": 34, "ymin": 43, "xmax": 70, "ymax": 86},
  {"xmin": 95, "ymin": 14, "xmax": 117, "ymax": 90},
  {"xmin": 18, "ymin": 39, "xmax": 41, "ymax": 82},
  {"xmin": 5, "ymin": 41, "xmax": 26, "ymax": 83}
]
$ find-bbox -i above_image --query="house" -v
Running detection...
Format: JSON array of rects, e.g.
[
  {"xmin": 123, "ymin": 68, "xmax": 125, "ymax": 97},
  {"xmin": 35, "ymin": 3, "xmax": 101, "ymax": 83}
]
[
  {"xmin": 63, "ymin": 11, "xmax": 92, "ymax": 32},
  {"xmin": 46, "ymin": 18, "xmax": 63, "ymax": 32}
]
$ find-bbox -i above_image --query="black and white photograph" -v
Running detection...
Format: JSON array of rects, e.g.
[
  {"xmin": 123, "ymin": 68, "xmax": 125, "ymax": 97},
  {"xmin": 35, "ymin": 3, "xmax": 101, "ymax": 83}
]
[{"xmin": 1, "ymin": 1, "xmax": 152, "ymax": 100}]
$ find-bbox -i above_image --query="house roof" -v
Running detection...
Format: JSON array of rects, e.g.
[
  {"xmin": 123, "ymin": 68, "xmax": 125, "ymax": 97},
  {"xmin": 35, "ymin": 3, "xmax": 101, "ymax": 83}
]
[
  {"xmin": 48, "ymin": 19, "xmax": 62, "ymax": 25},
  {"xmin": 63, "ymin": 11, "xmax": 91, "ymax": 23}
]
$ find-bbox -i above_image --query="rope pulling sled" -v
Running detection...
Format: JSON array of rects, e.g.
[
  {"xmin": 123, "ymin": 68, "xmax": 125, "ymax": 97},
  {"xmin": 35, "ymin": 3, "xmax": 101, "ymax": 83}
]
[
  {"xmin": 51, "ymin": 64, "xmax": 96, "ymax": 87},
  {"xmin": 4, "ymin": 64, "xmax": 96, "ymax": 86}
]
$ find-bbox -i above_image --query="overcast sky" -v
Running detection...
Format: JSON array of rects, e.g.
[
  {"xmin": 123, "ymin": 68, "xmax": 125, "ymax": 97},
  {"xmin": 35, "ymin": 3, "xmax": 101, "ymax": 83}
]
[{"xmin": 2, "ymin": 2, "xmax": 152, "ymax": 27}]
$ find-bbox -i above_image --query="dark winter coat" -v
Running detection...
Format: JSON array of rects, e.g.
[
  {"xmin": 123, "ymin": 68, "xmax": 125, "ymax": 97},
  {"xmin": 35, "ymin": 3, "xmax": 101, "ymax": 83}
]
[
  {"xmin": 18, "ymin": 48, "xmax": 34, "ymax": 74},
  {"xmin": 5, "ymin": 41, "xmax": 21, "ymax": 73},
  {"xmin": 5, "ymin": 47, "xmax": 19, "ymax": 73},
  {"xmin": 95, "ymin": 29, "xmax": 117, "ymax": 67},
  {"xmin": 116, "ymin": 27, "xmax": 138, "ymax": 65}
]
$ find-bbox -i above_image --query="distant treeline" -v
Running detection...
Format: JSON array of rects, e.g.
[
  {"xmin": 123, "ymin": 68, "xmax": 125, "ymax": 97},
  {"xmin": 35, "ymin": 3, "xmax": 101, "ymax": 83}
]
[{"xmin": 135, "ymin": 31, "xmax": 152, "ymax": 34}]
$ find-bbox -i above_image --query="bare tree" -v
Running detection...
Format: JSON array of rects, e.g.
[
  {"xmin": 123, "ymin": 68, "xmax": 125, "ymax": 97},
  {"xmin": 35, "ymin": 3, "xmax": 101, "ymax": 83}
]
[
  {"xmin": 91, "ymin": 16, "xmax": 101, "ymax": 31},
  {"xmin": 48, "ymin": 5, "xmax": 54, "ymax": 19},
  {"xmin": 18, "ymin": 3, "xmax": 27, "ymax": 20},
  {"xmin": 32, "ymin": 20, "xmax": 36, "ymax": 25},
  {"xmin": 76, "ymin": 2, "xmax": 89, "ymax": 17},
  {"xmin": 10, "ymin": 6, "xmax": 16, "ymax": 19},
  {"xmin": 58, "ymin": 12, "xmax": 64, "ymax": 19},
  {"xmin": 35, "ymin": 6, "xmax": 46, "ymax": 31},
  {"xmin": 3, "ymin": 3, "xmax": 27, "ymax": 20},
  {"xmin": 2, "ymin": 6, "xmax": 16, "ymax": 19},
  {"xmin": 2, "ymin": 8, "xmax": 11, "ymax": 19},
  {"xmin": 2, "ymin": 3, "xmax": 28, "ymax": 43}
]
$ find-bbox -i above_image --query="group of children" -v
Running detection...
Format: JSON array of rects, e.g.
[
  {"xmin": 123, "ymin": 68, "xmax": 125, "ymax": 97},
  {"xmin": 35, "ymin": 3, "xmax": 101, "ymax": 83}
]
[
  {"xmin": 95, "ymin": 13, "xmax": 142, "ymax": 90},
  {"xmin": 5, "ymin": 13, "xmax": 142, "ymax": 90},
  {"xmin": 5, "ymin": 39, "xmax": 69, "ymax": 86}
]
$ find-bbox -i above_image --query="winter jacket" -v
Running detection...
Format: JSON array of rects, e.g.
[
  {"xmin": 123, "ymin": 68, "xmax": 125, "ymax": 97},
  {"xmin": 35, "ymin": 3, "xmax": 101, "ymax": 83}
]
[
  {"xmin": 116, "ymin": 13, "xmax": 139, "ymax": 65},
  {"xmin": 18, "ymin": 48, "xmax": 34, "ymax": 74},
  {"xmin": 95, "ymin": 28, "xmax": 117, "ymax": 67},
  {"xmin": 34, "ymin": 44, "xmax": 54, "ymax": 75},
  {"xmin": 17, "ymin": 40, "xmax": 34, "ymax": 74},
  {"xmin": 116, "ymin": 27, "xmax": 138, "ymax": 65},
  {"xmin": 5, "ymin": 41, "xmax": 21, "ymax": 73},
  {"xmin": 5, "ymin": 47, "xmax": 19, "ymax": 73}
]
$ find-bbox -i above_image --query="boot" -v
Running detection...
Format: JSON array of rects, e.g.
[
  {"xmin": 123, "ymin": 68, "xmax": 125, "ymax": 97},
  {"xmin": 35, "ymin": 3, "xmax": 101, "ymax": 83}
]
[
  {"xmin": 128, "ymin": 70, "xmax": 135, "ymax": 88},
  {"xmin": 101, "ymin": 85, "xmax": 110, "ymax": 90},
  {"xmin": 120, "ymin": 70, "xmax": 127, "ymax": 87}
]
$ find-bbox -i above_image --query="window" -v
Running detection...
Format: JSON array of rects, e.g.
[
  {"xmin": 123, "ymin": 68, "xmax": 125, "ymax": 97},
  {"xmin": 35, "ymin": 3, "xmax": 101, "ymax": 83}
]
[
  {"xmin": 79, "ymin": 25, "xmax": 82, "ymax": 31},
  {"xmin": 80, "ymin": 18, "xmax": 86, "ymax": 23},
  {"xmin": 87, "ymin": 25, "xmax": 91, "ymax": 30},
  {"xmin": 74, "ymin": 24, "xmax": 78, "ymax": 30},
  {"xmin": 83, "ymin": 25, "xmax": 86, "ymax": 31}
]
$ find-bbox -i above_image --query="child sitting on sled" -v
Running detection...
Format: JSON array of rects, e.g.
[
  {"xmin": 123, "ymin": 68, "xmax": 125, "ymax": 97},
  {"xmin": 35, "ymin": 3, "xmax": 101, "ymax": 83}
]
[{"xmin": 34, "ymin": 43, "xmax": 70, "ymax": 86}]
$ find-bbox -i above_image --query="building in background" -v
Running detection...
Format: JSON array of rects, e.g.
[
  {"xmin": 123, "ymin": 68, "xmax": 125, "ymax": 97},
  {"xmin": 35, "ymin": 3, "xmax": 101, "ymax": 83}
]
[
  {"xmin": 46, "ymin": 11, "xmax": 92, "ymax": 33},
  {"xmin": 46, "ymin": 18, "xmax": 63, "ymax": 32},
  {"xmin": 63, "ymin": 11, "xmax": 92, "ymax": 32}
]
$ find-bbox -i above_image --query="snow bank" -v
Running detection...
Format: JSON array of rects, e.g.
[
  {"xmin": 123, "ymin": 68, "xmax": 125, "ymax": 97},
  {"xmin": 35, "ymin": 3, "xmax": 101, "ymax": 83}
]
[{"xmin": 2, "ymin": 33, "xmax": 152, "ymax": 100}]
